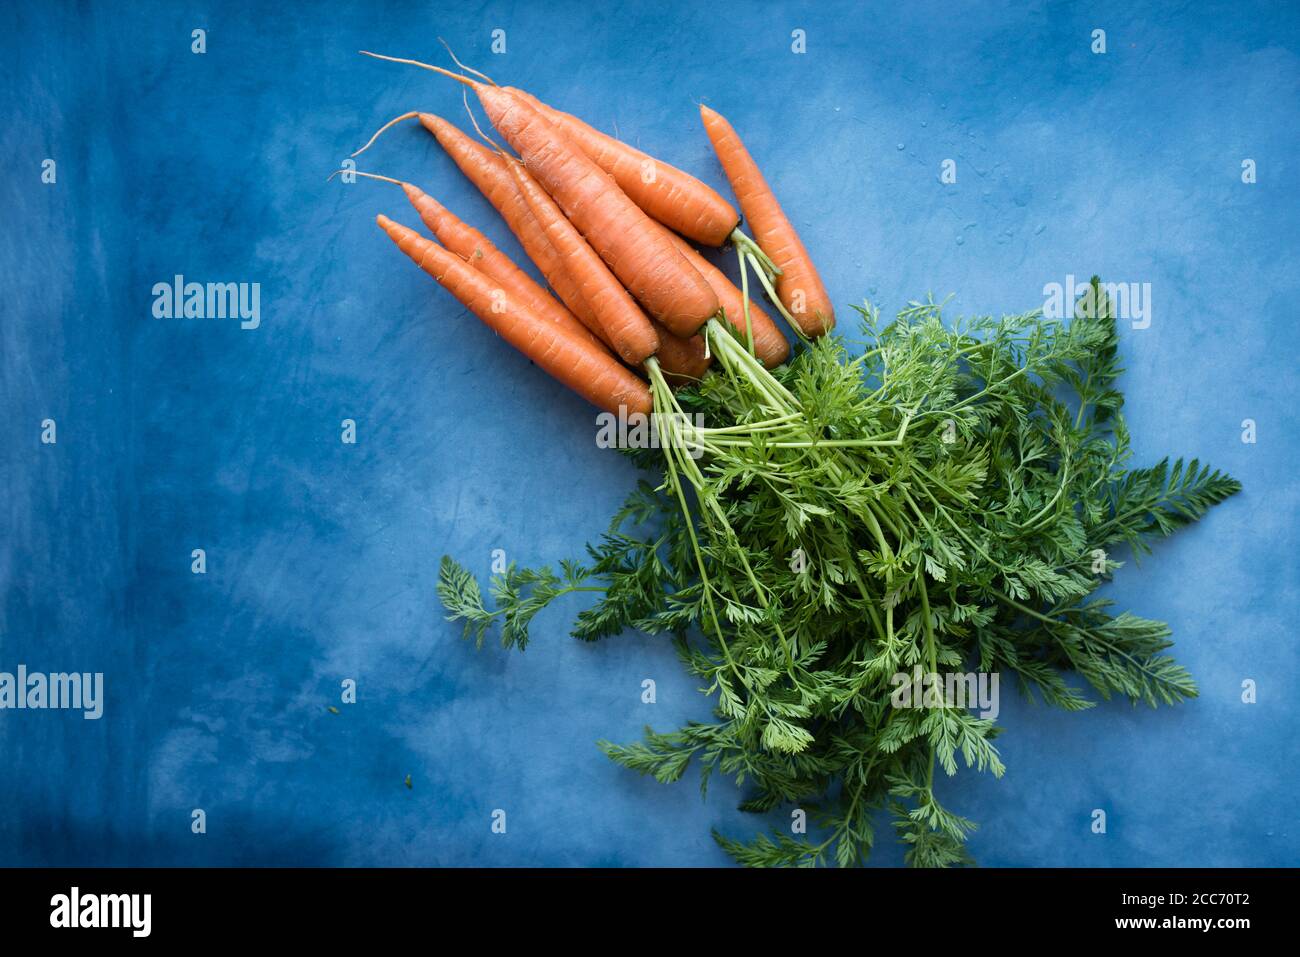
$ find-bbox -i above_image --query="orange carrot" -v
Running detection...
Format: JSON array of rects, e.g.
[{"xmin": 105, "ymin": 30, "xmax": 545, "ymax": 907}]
[
  {"xmin": 400, "ymin": 181, "xmax": 606, "ymax": 349},
  {"xmin": 699, "ymin": 104, "xmax": 835, "ymax": 337},
  {"xmin": 415, "ymin": 113, "xmax": 696, "ymax": 390},
  {"xmin": 345, "ymin": 170, "xmax": 604, "ymax": 351},
  {"xmin": 354, "ymin": 109, "xmax": 710, "ymax": 382},
  {"xmin": 358, "ymin": 54, "xmax": 720, "ymax": 336},
  {"xmin": 508, "ymin": 89, "xmax": 739, "ymax": 247},
  {"xmin": 415, "ymin": 113, "xmax": 610, "ymax": 346},
  {"xmin": 376, "ymin": 214, "xmax": 651, "ymax": 416},
  {"xmin": 651, "ymin": 325, "xmax": 712, "ymax": 384},
  {"xmin": 453, "ymin": 107, "xmax": 719, "ymax": 384},
  {"xmin": 657, "ymin": 228, "xmax": 789, "ymax": 368},
  {"xmin": 507, "ymin": 158, "xmax": 659, "ymax": 365},
  {"xmin": 412, "ymin": 118, "xmax": 707, "ymax": 381},
  {"xmin": 377, "ymin": 214, "xmax": 650, "ymax": 416},
  {"xmin": 489, "ymin": 88, "xmax": 720, "ymax": 336}
]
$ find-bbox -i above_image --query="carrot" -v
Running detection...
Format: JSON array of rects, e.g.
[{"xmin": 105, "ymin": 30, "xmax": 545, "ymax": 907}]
[
  {"xmin": 651, "ymin": 325, "xmax": 712, "ymax": 384},
  {"xmin": 507, "ymin": 158, "xmax": 659, "ymax": 365},
  {"xmin": 508, "ymin": 89, "xmax": 739, "ymax": 247},
  {"xmin": 410, "ymin": 118, "xmax": 708, "ymax": 382},
  {"xmin": 699, "ymin": 104, "xmax": 835, "ymax": 337},
  {"xmin": 376, "ymin": 214, "xmax": 651, "ymax": 416},
  {"xmin": 407, "ymin": 113, "xmax": 608, "ymax": 346},
  {"xmin": 353, "ymin": 110, "xmax": 708, "ymax": 382},
  {"xmin": 343, "ymin": 169, "xmax": 604, "ymax": 351},
  {"xmin": 400, "ymin": 181, "xmax": 606, "ymax": 349},
  {"xmin": 494, "ymin": 89, "xmax": 721, "ymax": 338},
  {"xmin": 359, "ymin": 53, "xmax": 720, "ymax": 337},
  {"xmin": 657, "ymin": 227, "xmax": 789, "ymax": 368}
]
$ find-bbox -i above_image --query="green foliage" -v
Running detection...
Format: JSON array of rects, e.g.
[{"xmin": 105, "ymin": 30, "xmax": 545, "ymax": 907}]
[
  {"xmin": 437, "ymin": 556, "xmax": 494, "ymax": 648},
  {"xmin": 437, "ymin": 555, "xmax": 596, "ymax": 651},
  {"xmin": 438, "ymin": 277, "xmax": 1239, "ymax": 866}
]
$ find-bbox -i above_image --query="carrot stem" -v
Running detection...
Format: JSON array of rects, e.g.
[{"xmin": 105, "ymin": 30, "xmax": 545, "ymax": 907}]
[
  {"xmin": 648, "ymin": 361, "xmax": 794, "ymax": 669},
  {"xmin": 731, "ymin": 227, "xmax": 782, "ymax": 279},
  {"xmin": 745, "ymin": 252, "xmax": 803, "ymax": 336},
  {"xmin": 736, "ymin": 243, "xmax": 755, "ymax": 355},
  {"xmin": 704, "ymin": 318, "xmax": 802, "ymax": 412},
  {"xmin": 645, "ymin": 359, "xmax": 767, "ymax": 679}
]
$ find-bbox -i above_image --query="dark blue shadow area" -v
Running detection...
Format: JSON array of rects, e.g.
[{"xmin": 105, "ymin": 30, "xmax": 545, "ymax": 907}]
[{"xmin": 0, "ymin": 0, "xmax": 1296, "ymax": 866}]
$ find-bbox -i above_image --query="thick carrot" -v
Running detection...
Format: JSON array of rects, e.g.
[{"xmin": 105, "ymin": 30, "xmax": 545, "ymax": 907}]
[
  {"xmin": 699, "ymin": 104, "xmax": 835, "ymax": 337},
  {"xmin": 358, "ymin": 54, "xmax": 719, "ymax": 336},
  {"xmin": 507, "ymin": 158, "xmax": 659, "ymax": 365},
  {"xmin": 376, "ymin": 214, "xmax": 651, "ymax": 416},
  {"xmin": 509, "ymin": 89, "xmax": 738, "ymax": 247},
  {"xmin": 347, "ymin": 170, "xmax": 604, "ymax": 351},
  {"xmin": 657, "ymin": 228, "xmax": 789, "ymax": 368},
  {"xmin": 416, "ymin": 113, "xmax": 609, "ymax": 346}
]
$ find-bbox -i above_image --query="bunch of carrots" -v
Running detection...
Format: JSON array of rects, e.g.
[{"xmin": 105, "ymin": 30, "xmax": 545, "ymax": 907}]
[
  {"xmin": 340, "ymin": 50, "xmax": 835, "ymax": 419},
  {"xmin": 337, "ymin": 51, "xmax": 1245, "ymax": 869}
]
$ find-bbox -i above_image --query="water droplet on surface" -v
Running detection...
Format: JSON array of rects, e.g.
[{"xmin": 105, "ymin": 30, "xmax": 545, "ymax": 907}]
[{"xmin": 897, "ymin": 143, "xmax": 905, "ymax": 150}]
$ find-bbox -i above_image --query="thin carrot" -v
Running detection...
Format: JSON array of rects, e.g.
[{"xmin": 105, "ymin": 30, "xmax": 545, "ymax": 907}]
[
  {"xmin": 507, "ymin": 158, "xmax": 659, "ymax": 365},
  {"xmin": 699, "ymin": 104, "xmax": 835, "ymax": 337},
  {"xmin": 343, "ymin": 169, "xmax": 604, "ymax": 350},
  {"xmin": 359, "ymin": 53, "xmax": 720, "ymax": 337},
  {"xmin": 411, "ymin": 113, "xmax": 609, "ymax": 346},
  {"xmin": 508, "ymin": 89, "xmax": 739, "ymax": 247},
  {"xmin": 376, "ymin": 214, "xmax": 651, "ymax": 416},
  {"xmin": 397, "ymin": 181, "xmax": 596, "ymax": 341}
]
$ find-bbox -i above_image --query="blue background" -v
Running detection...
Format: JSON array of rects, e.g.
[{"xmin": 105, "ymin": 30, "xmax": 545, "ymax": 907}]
[{"xmin": 2, "ymin": 0, "xmax": 1296, "ymax": 867}]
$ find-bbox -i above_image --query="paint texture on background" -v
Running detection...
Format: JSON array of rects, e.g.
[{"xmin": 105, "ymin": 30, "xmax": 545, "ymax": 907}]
[{"xmin": 0, "ymin": 0, "xmax": 1296, "ymax": 865}]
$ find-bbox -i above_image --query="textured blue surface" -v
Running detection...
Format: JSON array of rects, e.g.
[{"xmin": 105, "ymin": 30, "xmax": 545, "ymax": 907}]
[{"xmin": 1, "ymin": 0, "xmax": 1297, "ymax": 867}]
